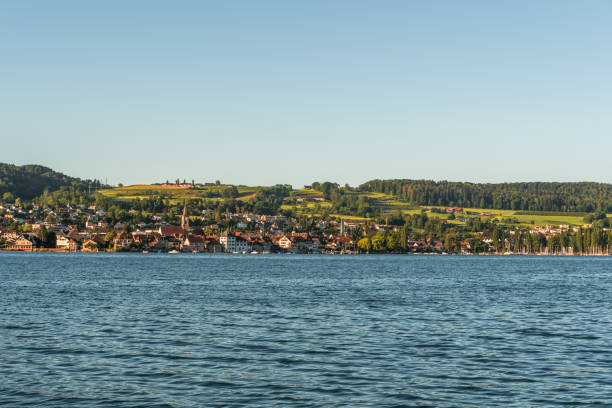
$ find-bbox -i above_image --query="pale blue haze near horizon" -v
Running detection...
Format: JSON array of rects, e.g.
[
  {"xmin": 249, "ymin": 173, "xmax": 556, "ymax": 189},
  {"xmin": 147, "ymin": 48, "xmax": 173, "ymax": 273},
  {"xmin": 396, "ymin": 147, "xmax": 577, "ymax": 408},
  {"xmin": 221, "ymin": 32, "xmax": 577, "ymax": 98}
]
[{"xmin": 1, "ymin": 1, "xmax": 611, "ymax": 187}]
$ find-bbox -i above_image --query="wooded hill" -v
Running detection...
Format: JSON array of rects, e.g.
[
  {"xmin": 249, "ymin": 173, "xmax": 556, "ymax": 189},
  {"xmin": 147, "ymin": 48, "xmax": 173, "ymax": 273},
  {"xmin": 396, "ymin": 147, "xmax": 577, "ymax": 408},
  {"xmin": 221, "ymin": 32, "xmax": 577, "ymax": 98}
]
[
  {"xmin": 359, "ymin": 179, "xmax": 612, "ymax": 213},
  {"xmin": 0, "ymin": 163, "xmax": 103, "ymax": 201}
]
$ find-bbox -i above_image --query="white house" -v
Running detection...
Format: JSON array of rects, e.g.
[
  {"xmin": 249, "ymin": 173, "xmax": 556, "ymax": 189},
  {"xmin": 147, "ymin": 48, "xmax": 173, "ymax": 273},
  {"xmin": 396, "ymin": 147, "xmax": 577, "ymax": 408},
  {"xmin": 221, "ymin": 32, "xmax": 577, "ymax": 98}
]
[
  {"xmin": 56, "ymin": 236, "xmax": 78, "ymax": 251},
  {"xmin": 219, "ymin": 232, "xmax": 252, "ymax": 253}
]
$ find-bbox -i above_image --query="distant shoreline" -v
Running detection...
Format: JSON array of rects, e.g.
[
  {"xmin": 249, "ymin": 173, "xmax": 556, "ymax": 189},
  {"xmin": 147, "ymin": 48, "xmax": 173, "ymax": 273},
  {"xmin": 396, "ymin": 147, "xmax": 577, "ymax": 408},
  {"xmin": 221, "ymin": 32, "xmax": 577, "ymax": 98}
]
[{"xmin": 1, "ymin": 250, "xmax": 610, "ymax": 257}]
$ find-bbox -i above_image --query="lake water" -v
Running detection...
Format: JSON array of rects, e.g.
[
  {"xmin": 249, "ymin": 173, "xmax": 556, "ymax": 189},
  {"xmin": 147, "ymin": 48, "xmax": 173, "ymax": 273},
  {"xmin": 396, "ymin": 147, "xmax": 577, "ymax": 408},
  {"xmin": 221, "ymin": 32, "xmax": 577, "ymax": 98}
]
[{"xmin": 1, "ymin": 253, "xmax": 611, "ymax": 407}]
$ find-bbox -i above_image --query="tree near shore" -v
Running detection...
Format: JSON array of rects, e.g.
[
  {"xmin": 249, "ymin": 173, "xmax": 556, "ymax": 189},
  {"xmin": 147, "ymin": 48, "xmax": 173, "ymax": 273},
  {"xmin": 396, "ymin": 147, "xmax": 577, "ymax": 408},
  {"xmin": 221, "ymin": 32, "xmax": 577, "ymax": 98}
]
[{"xmin": 39, "ymin": 227, "xmax": 56, "ymax": 249}]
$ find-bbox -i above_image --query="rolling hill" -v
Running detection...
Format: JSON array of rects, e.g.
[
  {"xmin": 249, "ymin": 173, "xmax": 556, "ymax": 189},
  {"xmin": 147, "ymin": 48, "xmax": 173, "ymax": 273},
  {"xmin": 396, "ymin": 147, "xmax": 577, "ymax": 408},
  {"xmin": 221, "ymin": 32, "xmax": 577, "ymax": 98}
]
[{"xmin": 0, "ymin": 163, "xmax": 101, "ymax": 201}]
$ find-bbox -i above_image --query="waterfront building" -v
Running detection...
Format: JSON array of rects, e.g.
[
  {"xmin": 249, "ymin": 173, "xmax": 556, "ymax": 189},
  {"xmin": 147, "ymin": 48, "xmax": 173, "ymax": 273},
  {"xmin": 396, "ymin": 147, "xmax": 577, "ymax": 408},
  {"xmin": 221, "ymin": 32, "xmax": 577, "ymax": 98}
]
[
  {"xmin": 183, "ymin": 235, "xmax": 205, "ymax": 252},
  {"xmin": 219, "ymin": 231, "xmax": 252, "ymax": 253}
]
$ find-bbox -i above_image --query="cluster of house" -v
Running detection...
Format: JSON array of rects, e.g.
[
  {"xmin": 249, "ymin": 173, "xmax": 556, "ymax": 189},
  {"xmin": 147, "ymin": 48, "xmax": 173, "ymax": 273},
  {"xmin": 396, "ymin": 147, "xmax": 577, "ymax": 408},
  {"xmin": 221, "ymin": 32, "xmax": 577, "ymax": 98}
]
[
  {"xmin": 526, "ymin": 224, "xmax": 571, "ymax": 235},
  {"xmin": 0, "ymin": 203, "xmax": 361, "ymax": 253},
  {"xmin": 0, "ymin": 227, "xmax": 357, "ymax": 254},
  {"xmin": 1, "ymin": 202, "xmax": 87, "ymax": 226},
  {"xmin": 446, "ymin": 207, "xmax": 464, "ymax": 213},
  {"xmin": 1, "ymin": 201, "xmax": 595, "ymax": 254}
]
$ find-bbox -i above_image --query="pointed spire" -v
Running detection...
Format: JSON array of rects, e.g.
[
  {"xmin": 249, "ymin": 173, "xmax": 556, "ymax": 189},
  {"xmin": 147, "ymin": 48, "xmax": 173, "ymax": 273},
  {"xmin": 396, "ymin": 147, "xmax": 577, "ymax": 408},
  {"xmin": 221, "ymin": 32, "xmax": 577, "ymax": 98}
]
[{"xmin": 181, "ymin": 200, "xmax": 189, "ymax": 231}]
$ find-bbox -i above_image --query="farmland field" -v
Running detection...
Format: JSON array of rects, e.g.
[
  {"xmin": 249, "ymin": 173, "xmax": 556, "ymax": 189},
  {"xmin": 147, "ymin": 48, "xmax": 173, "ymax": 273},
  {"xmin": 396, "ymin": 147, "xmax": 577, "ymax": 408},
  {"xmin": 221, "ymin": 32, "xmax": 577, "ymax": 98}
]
[{"xmin": 99, "ymin": 184, "xmax": 257, "ymax": 203}]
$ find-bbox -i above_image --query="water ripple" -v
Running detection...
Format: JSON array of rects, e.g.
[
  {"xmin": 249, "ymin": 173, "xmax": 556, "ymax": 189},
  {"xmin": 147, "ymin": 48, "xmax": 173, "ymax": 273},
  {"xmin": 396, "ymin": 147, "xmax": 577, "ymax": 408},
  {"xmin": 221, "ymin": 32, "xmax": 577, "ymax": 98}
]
[{"xmin": 1, "ymin": 253, "xmax": 611, "ymax": 407}]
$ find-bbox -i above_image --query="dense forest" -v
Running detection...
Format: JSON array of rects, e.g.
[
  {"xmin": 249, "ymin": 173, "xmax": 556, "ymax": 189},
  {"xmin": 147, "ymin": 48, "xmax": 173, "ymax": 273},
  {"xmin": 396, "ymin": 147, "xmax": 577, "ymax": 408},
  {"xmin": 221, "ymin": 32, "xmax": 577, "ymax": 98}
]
[
  {"xmin": 0, "ymin": 163, "xmax": 104, "ymax": 201},
  {"xmin": 359, "ymin": 179, "xmax": 612, "ymax": 212}
]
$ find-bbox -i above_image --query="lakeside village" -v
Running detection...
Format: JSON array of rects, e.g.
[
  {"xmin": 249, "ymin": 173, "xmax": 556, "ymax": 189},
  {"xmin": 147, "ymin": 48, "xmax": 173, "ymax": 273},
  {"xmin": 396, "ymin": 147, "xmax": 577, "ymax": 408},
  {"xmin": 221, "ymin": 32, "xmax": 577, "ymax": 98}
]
[{"xmin": 1, "ymin": 198, "xmax": 610, "ymax": 255}]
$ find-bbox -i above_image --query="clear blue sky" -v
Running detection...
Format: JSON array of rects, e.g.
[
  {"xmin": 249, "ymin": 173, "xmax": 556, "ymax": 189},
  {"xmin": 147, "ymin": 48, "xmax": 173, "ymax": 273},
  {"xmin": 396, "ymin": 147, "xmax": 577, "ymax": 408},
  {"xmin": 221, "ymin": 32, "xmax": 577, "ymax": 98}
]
[{"xmin": 2, "ymin": 1, "xmax": 611, "ymax": 187}]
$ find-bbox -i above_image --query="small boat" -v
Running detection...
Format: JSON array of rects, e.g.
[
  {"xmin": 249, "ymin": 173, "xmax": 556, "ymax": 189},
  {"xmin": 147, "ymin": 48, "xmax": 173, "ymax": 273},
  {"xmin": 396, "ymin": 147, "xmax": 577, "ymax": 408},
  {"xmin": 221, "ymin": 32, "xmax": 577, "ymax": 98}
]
[
  {"xmin": 168, "ymin": 249, "xmax": 180, "ymax": 254},
  {"xmin": 250, "ymin": 250, "xmax": 259, "ymax": 254},
  {"xmin": 142, "ymin": 250, "xmax": 149, "ymax": 254}
]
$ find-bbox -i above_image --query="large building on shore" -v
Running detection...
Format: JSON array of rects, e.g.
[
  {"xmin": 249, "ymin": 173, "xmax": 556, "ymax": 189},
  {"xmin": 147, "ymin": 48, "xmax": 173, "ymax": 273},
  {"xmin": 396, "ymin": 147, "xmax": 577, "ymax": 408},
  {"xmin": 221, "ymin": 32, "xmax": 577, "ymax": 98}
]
[{"xmin": 219, "ymin": 231, "xmax": 252, "ymax": 253}]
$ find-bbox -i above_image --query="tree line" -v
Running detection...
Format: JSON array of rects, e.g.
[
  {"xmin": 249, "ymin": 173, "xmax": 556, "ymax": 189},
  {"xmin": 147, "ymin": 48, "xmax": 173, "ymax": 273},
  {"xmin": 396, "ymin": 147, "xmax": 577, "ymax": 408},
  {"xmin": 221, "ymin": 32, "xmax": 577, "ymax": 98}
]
[
  {"xmin": 355, "ymin": 214, "xmax": 612, "ymax": 255},
  {"xmin": 358, "ymin": 179, "xmax": 612, "ymax": 212}
]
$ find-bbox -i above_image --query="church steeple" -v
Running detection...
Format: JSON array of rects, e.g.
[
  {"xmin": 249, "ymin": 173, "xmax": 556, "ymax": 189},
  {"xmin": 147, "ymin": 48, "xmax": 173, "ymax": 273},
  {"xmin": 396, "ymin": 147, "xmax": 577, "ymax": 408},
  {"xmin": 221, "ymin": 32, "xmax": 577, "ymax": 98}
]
[{"xmin": 181, "ymin": 201, "xmax": 189, "ymax": 231}]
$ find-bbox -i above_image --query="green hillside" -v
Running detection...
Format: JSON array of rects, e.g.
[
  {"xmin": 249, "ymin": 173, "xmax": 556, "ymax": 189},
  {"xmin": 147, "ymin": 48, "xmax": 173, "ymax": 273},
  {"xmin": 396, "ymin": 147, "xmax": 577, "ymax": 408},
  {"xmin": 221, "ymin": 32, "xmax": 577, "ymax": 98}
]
[
  {"xmin": 280, "ymin": 186, "xmax": 595, "ymax": 227},
  {"xmin": 0, "ymin": 163, "xmax": 101, "ymax": 201},
  {"xmin": 97, "ymin": 183, "xmax": 599, "ymax": 227}
]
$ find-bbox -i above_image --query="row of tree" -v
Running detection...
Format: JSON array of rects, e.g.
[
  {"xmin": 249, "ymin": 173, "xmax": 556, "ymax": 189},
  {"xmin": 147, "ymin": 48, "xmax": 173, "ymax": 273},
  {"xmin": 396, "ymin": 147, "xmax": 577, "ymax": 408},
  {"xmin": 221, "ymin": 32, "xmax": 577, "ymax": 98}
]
[{"xmin": 355, "ymin": 223, "xmax": 612, "ymax": 255}]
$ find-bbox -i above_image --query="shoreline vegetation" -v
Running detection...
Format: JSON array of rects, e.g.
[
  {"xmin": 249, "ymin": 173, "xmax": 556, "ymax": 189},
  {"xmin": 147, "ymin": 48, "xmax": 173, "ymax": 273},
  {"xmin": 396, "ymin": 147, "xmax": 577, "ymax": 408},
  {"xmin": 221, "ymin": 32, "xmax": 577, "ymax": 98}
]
[{"xmin": 2, "ymin": 163, "xmax": 612, "ymax": 257}]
